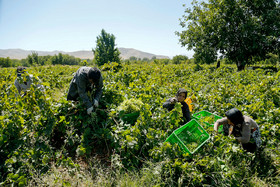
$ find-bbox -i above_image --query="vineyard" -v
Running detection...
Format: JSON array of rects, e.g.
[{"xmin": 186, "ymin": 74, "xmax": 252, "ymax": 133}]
[{"xmin": 0, "ymin": 62, "xmax": 280, "ymax": 186}]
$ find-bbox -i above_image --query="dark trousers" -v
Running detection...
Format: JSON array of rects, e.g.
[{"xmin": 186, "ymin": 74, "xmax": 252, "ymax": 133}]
[
  {"xmin": 67, "ymin": 79, "xmax": 79, "ymax": 101},
  {"xmin": 67, "ymin": 93, "xmax": 78, "ymax": 101},
  {"xmin": 242, "ymin": 142, "xmax": 257, "ymax": 153}
]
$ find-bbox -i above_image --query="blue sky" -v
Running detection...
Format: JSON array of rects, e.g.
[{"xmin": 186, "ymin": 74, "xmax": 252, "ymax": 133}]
[{"xmin": 0, "ymin": 0, "xmax": 193, "ymax": 58}]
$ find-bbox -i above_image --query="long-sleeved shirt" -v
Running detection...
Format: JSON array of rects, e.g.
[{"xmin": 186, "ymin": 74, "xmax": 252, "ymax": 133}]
[
  {"xmin": 14, "ymin": 75, "xmax": 45, "ymax": 96},
  {"xmin": 67, "ymin": 66, "xmax": 103, "ymax": 109},
  {"xmin": 14, "ymin": 75, "xmax": 32, "ymax": 95},
  {"xmin": 214, "ymin": 116, "xmax": 259, "ymax": 144},
  {"xmin": 163, "ymin": 97, "xmax": 191, "ymax": 122}
]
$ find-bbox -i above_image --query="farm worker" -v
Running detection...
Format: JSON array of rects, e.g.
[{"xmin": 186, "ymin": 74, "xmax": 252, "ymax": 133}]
[
  {"xmin": 163, "ymin": 88, "xmax": 191, "ymax": 123},
  {"xmin": 214, "ymin": 108, "xmax": 262, "ymax": 152},
  {"xmin": 14, "ymin": 66, "xmax": 45, "ymax": 97},
  {"xmin": 67, "ymin": 66, "xmax": 103, "ymax": 115}
]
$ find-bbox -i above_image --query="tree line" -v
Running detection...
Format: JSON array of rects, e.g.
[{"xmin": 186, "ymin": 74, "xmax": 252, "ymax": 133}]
[{"xmin": 0, "ymin": 52, "xmax": 84, "ymax": 67}]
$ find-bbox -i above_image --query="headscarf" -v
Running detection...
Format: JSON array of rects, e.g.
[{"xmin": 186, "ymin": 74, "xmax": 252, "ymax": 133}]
[
  {"xmin": 16, "ymin": 66, "xmax": 27, "ymax": 77},
  {"xmin": 176, "ymin": 88, "xmax": 187, "ymax": 99},
  {"xmin": 225, "ymin": 108, "xmax": 244, "ymax": 137},
  {"xmin": 225, "ymin": 108, "xmax": 244, "ymax": 126}
]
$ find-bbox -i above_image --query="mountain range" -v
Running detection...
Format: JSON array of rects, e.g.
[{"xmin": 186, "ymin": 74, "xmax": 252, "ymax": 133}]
[{"xmin": 0, "ymin": 48, "xmax": 169, "ymax": 60}]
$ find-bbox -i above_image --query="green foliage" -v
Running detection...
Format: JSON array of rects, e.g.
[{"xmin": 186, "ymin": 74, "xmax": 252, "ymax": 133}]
[
  {"xmin": 117, "ymin": 98, "xmax": 143, "ymax": 114},
  {"xmin": 129, "ymin": 56, "xmax": 139, "ymax": 61},
  {"xmin": 0, "ymin": 53, "xmax": 81, "ymax": 67},
  {"xmin": 92, "ymin": 29, "xmax": 121, "ymax": 66},
  {"xmin": 0, "ymin": 63, "xmax": 280, "ymax": 186},
  {"xmin": 101, "ymin": 61, "xmax": 122, "ymax": 72},
  {"xmin": 262, "ymin": 53, "xmax": 279, "ymax": 66},
  {"xmin": 51, "ymin": 53, "xmax": 81, "ymax": 65},
  {"xmin": 27, "ymin": 51, "xmax": 39, "ymax": 65},
  {"xmin": 0, "ymin": 57, "xmax": 13, "ymax": 67},
  {"xmin": 172, "ymin": 55, "xmax": 188, "ymax": 64},
  {"xmin": 177, "ymin": 0, "xmax": 280, "ymax": 70},
  {"xmin": 193, "ymin": 46, "xmax": 217, "ymax": 65},
  {"xmin": 153, "ymin": 58, "xmax": 171, "ymax": 65}
]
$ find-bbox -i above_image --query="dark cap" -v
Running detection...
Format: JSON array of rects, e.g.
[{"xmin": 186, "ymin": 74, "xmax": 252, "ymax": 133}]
[{"xmin": 88, "ymin": 67, "xmax": 101, "ymax": 83}]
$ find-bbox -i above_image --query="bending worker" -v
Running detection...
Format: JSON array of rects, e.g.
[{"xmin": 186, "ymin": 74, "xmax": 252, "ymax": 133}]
[
  {"xmin": 67, "ymin": 66, "xmax": 103, "ymax": 115},
  {"xmin": 14, "ymin": 66, "xmax": 44, "ymax": 96},
  {"xmin": 214, "ymin": 108, "xmax": 262, "ymax": 152}
]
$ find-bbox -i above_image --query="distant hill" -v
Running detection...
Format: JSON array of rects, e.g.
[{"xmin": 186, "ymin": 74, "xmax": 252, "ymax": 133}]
[{"xmin": 0, "ymin": 48, "xmax": 169, "ymax": 60}]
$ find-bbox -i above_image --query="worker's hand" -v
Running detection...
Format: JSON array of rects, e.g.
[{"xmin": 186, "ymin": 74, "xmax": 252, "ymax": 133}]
[
  {"xmin": 93, "ymin": 99, "xmax": 99, "ymax": 107},
  {"xmin": 228, "ymin": 125, "xmax": 233, "ymax": 136},
  {"xmin": 235, "ymin": 137, "xmax": 241, "ymax": 142},
  {"xmin": 21, "ymin": 92, "xmax": 27, "ymax": 97},
  {"xmin": 171, "ymin": 98, "xmax": 177, "ymax": 104},
  {"xmin": 87, "ymin": 106, "xmax": 94, "ymax": 115},
  {"xmin": 213, "ymin": 122, "xmax": 218, "ymax": 132}
]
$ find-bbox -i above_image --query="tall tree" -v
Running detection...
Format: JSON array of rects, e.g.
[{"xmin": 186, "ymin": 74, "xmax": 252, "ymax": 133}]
[
  {"xmin": 172, "ymin": 55, "xmax": 189, "ymax": 64},
  {"xmin": 177, "ymin": 0, "xmax": 280, "ymax": 70},
  {"xmin": 0, "ymin": 57, "xmax": 12, "ymax": 67},
  {"xmin": 92, "ymin": 29, "xmax": 121, "ymax": 66},
  {"xmin": 27, "ymin": 51, "xmax": 39, "ymax": 65}
]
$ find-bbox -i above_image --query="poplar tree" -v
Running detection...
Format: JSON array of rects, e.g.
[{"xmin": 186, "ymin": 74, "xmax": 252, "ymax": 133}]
[{"xmin": 93, "ymin": 29, "xmax": 121, "ymax": 66}]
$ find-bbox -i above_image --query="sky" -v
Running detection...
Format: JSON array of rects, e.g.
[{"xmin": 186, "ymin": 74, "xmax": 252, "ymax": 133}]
[{"xmin": 0, "ymin": 0, "xmax": 194, "ymax": 58}]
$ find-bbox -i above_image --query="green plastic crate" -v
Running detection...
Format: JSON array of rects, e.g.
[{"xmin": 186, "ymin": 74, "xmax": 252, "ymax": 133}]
[
  {"xmin": 165, "ymin": 119, "xmax": 210, "ymax": 154},
  {"xmin": 192, "ymin": 110, "xmax": 223, "ymax": 132}
]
